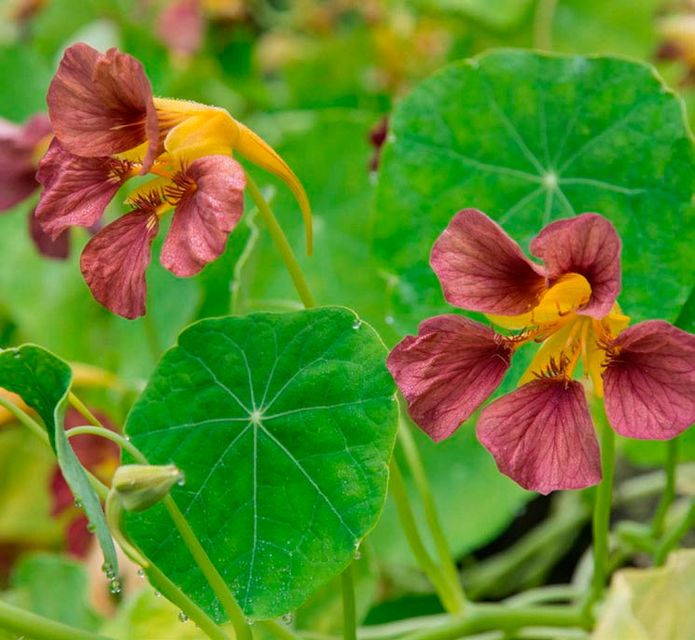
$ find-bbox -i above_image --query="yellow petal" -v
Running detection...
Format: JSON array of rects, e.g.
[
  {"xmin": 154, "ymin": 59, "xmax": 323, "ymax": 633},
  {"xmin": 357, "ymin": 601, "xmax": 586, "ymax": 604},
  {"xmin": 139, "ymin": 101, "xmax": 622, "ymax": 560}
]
[
  {"xmin": 519, "ymin": 318, "xmax": 581, "ymax": 385},
  {"xmin": 235, "ymin": 122, "xmax": 313, "ymax": 254},
  {"xmin": 530, "ymin": 273, "xmax": 591, "ymax": 325},
  {"xmin": 164, "ymin": 110, "xmax": 239, "ymax": 160}
]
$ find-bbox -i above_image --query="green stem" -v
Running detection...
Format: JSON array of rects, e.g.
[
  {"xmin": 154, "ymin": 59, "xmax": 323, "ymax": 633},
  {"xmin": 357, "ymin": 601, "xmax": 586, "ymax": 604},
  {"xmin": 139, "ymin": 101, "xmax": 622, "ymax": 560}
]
[
  {"xmin": 651, "ymin": 438, "xmax": 679, "ymax": 539},
  {"xmin": 66, "ymin": 425, "xmax": 147, "ymax": 464},
  {"xmin": 163, "ymin": 496, "xmax": 252, "ymax": 640},
  {"xmin": 67, "ymin": 421, "xmax": 251, "ymax": 640},
  {"xmin": 533, "ymin": 0, "xmax": 558, "ymax": 51},
  {"xmin": 0, "ymin": 598, "xmax": 113, "ymax": 640},
  {"xmin": 0, "ymin": 394, "xmax": 48, "ymax": 444},
  {"xmin": 341, "ymin": 563, "xmax": 357, "ymax": 640},
  {"xmin": 401, "ymin": 603, "xmax": 586, "ymax": 640},
  {"xmin": 583, "ymin": 404, "xmax": 615, "ymax": 616},
  {"xmin": 389, "ymin": 459, "xmax": 461, "ymax": 614},
  {"xmin": 258, "ymin": 620, "xmax": 303, "ymax": 640},
  {"xmin": 68, "ymin": 392, "xmax": 106, "ymax": 430},
  {"xmin": 246, "ymin": 175, "xmax": 316, "ymax": 309},
  {"xmin": 105, "ymin": 493, "xmax": 230, "ymax": 640},
  {"xmin": 398, "ymin": 420, "xmax": 465, "ymax": 611},
  {"xmin": 654, "ymin": 499, "xmax": 695, "ymax": 566}
]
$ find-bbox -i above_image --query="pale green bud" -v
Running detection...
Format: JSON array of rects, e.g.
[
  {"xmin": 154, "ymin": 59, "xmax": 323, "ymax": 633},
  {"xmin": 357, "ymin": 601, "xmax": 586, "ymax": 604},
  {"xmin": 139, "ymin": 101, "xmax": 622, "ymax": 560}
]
[{"xmin": 112, "ymin": 464, "xmax": 183, "ymax": 512}]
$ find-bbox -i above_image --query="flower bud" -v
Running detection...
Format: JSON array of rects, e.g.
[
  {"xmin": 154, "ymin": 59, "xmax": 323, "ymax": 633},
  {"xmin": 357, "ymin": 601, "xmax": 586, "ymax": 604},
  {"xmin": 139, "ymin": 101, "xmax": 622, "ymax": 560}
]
[{"xmin": 112, "ymin": 464, "xmax": 182, "ymax": 512}]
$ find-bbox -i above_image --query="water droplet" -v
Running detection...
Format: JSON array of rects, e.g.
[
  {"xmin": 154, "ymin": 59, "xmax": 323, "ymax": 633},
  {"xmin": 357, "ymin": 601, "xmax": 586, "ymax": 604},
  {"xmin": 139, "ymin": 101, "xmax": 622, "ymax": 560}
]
[
  {"xmin": 385, "ymin": 315, "xmax": 395, "ymax": 325},
  {"xmin": 353, "ymin": 541, "xmax": 362, "ymax": 560},
  {"xmin": 352, "ymin": 319, "xmax": 362, "ymax": 330},
  {"xmin": 12, "ymin": 352, "xmax": 21, "ymax": 359},
  {"xmin": 86, "ymin": 522, "xmax": 96, "ymax": 533},
  {"xmin": 137, "ymin": 568, "xmax": 145, "ymax": 578},
  {"xmin": 153, "ymin": 590, "xmax": 161, "ymax": 598},
  {"xmin": 124, "ymin": 435, "xmax": 131, "ymax": 441},
  {"xmin": 281, "ymin": 612, "xmax": 294, "ymax": 625},
  {"xmin": 74, "ymin": 499, "xmax": 83, "ymax": 509},
  {"xmin": 109, "ymin": 579, "xmax": 122, "ymax": 595},
  {"xmin": 177, "ymin": 471, "xmax": 186, "ymax": 487},
  {"xmin": 178, "ymin": 611, "xmax": 189, "ymax": 623},
  {"xmin": 245, "ymin": 617, "xmax": 255, "ymax": 626},
  {"xmin": 101, "ymin": 562, "xmax": 112, "ymax": 575}
]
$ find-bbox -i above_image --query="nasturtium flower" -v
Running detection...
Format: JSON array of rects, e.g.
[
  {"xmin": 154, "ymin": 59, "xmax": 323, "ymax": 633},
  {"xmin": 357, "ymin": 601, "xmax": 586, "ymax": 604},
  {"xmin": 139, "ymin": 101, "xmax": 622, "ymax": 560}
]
[
  {"xmin": 388, "ymin": 209, "xmax": 695, "ymax": 495},
  {"xmin": 35, "ymin": 43, "xmax": 311, "ymax": 319},
  {"xmin": 0, "ymin": 113, "xmax": 69, "ymax": 258}
]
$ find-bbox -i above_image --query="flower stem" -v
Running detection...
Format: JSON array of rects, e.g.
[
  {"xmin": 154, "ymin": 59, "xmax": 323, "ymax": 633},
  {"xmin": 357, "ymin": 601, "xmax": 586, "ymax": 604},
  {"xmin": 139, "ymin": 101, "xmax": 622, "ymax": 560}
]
[
  {"xmin": 583, "ymin": 403, "xmax": 615, "ymax": 617},
  {"xmin": 400, "ymin": 603, "xmax": 586, "ymax": 640},
  {"xmin": 389, "ymin": 458, "xmax": 461, "ymax": 614},
  {"xmin": 397, "ymin": 420, "xmax": 465, "ymax": 611},
  {"xmin": 68, "ymin": 391, "xmax": 106, "ymax": 430},
  {"xmin": 0, "ymin": 599, "xmax": 113, "ymax": 640},
  {"xmin": 654, "ymin": 498, "xmax": 695, "ymax": 566},
  {"xmin": 651, "ymin": 437, "xmax": 679, "ymax": 539},
  {"xmin": 246, "ymin": 175, "xmax": 316, "ymax": 309},
  {"xmin": 341, "ymin": 563, "xmax": 357, "ymax": 640},
  {"xmin": 533, "ymin": 0, "xmax": 558, "ymax": 50},
  {"xmin": 66, "ymin": 419, "xmax": 251, "ymax": 640}
]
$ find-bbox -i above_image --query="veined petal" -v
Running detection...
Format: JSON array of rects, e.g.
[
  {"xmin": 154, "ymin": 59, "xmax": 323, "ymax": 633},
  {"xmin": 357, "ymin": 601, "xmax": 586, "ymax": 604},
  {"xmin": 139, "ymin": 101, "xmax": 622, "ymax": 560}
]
[
  {"xmin": 80, "ymin": 209, "xmax": 159, "ymax": 319},
  {"xmin": 531, "ymin": 213, "xmax": 621, "ymax": 318},
  {"xmin": 235, "ymin": 121, "xmax": 313, "ymax": 254},
  {"xmin": 35, "ymin": 139, "xmax": 132, "ymax": 238},
  {"xmin": 477, "ymin": 378, "xmax": 601, "ymax": 494},
  {"xmin": 28, "ymin": 207, "xmax": 70, "ymax": 260},
  {"xmin": 603, "ymin": 321, "xmax": 695, "ymax": 439},
  {"xmin": 387, "ymin": 315, "xmax": 512, "ymax": 442},
  {"xmin": 47, "ymin": 43, "xmax": 159, "ymax": 171},
  {"xmin": 0, "ymin": 114, "xmax": 52, "ymax": 211},
  {"xmin": 430, "ymin": 209, "xmax": 546, "ymax": 315},
  {"xmin": 160, "ymin": 155, "xmax": 246, "ymax": 277}
]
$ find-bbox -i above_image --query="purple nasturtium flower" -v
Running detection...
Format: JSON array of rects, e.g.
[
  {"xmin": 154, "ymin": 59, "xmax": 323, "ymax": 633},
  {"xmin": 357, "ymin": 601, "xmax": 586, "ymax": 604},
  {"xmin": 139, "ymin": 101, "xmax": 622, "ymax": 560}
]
[
  {"xmin": 35, "ymin": 42, "xmax": 311, "ymax": 319},
  {"xmin": 0, "ymin": 114, "xmax": 70, "ymax": 258},
  {"xmin": 388, "ymin": 209, "xmax": 695, "ymax": 495}
]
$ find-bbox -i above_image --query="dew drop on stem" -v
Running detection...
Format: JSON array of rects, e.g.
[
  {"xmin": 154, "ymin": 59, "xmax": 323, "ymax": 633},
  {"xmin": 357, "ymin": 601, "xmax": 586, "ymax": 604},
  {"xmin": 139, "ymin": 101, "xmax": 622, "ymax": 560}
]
[
  {"xmin": 282, "ymin": 612, "xmax": 295, "ymax": 625},
  {"xmin": 178, "ymin": 611, "xmax": 189, "ymax": 623}
]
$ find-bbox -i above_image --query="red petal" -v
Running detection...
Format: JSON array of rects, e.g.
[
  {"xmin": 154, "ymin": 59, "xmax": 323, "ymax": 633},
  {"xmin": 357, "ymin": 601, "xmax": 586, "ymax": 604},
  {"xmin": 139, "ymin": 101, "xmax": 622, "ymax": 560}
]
[
  {"xmin": 80, "ymin": 209, "xmax": 159, "ymax": 319},
  {"xmin": 35, "ymin": 139, "xmax": 128, "ymax": 238},
  {"xmin": 28, "ymin": 207, "xmax": 70, "ymax": 259},
  {"xmin": 160, "ymin": 155, "xmax": 246, "ymax": 277},
  {"xmin": 603, "ymin": 320, "xmax": 695, "ymax": 439},
  {"xmin": 430, "ymin": 209, "xmax": 546, "ymax": 315},
  {"xmin": 530, "ymin": 213, "xmax": 621, "ymax": 318},
  {"xmin": 0, "ymin": 114, "xmax": 51, "ymax": 211},
  {"xmin": 47, "ymin": 43, "xmax": 159, "ymax": 170},
  {"xmin": 477, "ymin": 378, "xmax": 601, "ymax": 494},
  {"xmin": 387, "ymin": 315, "xmax": 512, "ymax": 441}
]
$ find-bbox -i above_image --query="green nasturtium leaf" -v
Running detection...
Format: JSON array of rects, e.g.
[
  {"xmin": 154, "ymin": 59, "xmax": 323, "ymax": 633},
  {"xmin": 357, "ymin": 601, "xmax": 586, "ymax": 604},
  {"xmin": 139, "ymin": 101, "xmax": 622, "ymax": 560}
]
[
  {"xmin": 373, "ymin": 50, "xmax": 695, "ymax": 332},
  {"xmin": 0, "ymin": 345, "xmax": 118, "ymax": 576},
  {"xmin": 124, "ymin": 307, "xmax": 398, "ymax": 620}
]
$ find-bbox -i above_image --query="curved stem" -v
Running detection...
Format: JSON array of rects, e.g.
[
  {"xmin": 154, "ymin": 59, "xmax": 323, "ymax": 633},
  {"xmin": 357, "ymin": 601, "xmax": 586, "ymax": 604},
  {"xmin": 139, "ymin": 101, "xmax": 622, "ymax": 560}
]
[
  {"xmin": 583, "ymin": 403, "xmax": 615, "ymax": 616},
  {"xmin": 0, "ymin": 394, "xmax": 48, "ymax": 444},
  {"xmin": 398, "ymin": 420, "xmax": 465, "ymax": 611},
  {"xmin": 400, "ymin": 603, "xmax": 586, "ymax": 640},
  {"xmin": 246, "ymin": 175, "xmax": 316, "ymax": 309},
  {"xmin": 163, "ymin": 496, "xmax": 252, "ymax": 640},
  {"xmin": 68, "ymin": 392, "xmax": 106, "ymax": 430},
  {"xmin": 651, "ymin": 438, "xmax": 679, "ymax": 539},
  {"xmin": 0, "ymin": 599, "xmax": 113, "ymax": 640},
  {"xmin": 66, "ymin": 425, "xmax": 147, "ymax": 464},
  {"xmin": 654, "ymin": 499, "xmax": 695, "ymax": 566},
  {"xmin": 389, "ymin": 459, "xmax": 461, "ymax": 614},
  {"xmin": 105, "ymin": 493, "xmax": 230, "ymax": 640},
  {"xmin": 533, "ymin": 0, "xmax": 558, "ymax": 51},
  {"xmin": 341, "ymin": 563, "xmax": 357, "ymax": 640}
]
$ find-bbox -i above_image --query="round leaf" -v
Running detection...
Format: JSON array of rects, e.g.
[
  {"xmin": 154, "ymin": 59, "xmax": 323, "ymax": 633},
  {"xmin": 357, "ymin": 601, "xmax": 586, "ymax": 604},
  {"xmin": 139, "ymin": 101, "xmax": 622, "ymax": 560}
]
[
  {"xmin": 373, "ymin": 50, "xmax": 695, "ymax": 331},
  {"xmin": 124, "ymin": 308, "xmax": 398, "ymax": 619}
]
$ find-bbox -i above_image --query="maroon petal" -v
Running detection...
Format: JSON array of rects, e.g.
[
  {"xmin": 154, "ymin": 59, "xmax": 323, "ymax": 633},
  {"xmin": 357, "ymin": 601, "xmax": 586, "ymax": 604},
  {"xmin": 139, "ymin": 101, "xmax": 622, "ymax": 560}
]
[
  {"xmin": 35, "ymin": 139, "xmax": 131, "ymax": 238},
  {"xmin": 0, "ymin": 114, "xmax": 52, "ymax": 211},
  {"xmin": 530, "ymin": 213, "xmax": 621, "ymax": 318},
  {"xmin": 477, "ymin": 378, "xmax": 601, "ymax": 494},
  {"xmin": 160, "ymin": 155, "xmax": 246, "ymax": 277},
  {"xmin": 387, "ymin": 314, "xmax": 512, "ymax": 442},
  {"xmin": 47, "ymin": 43, "xmax": 159, "ymax": 170},
  {"xmin": 430, "ymin": 209, "xmax": 546, "ymax": 315},
  {"xmin": 80, "ymin": 209, "xmax": 159, "ymax": 319},
  {"xmin": 156, "ymin": 0, "xmax": 203, "ymax": 57},
  {"xmin": 28, "ymin": 207, "xmax": 70, "ymax": 259},
  {"xmin": 603, "ymin": 320, "xmax": 695, "ymax": 440}
]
